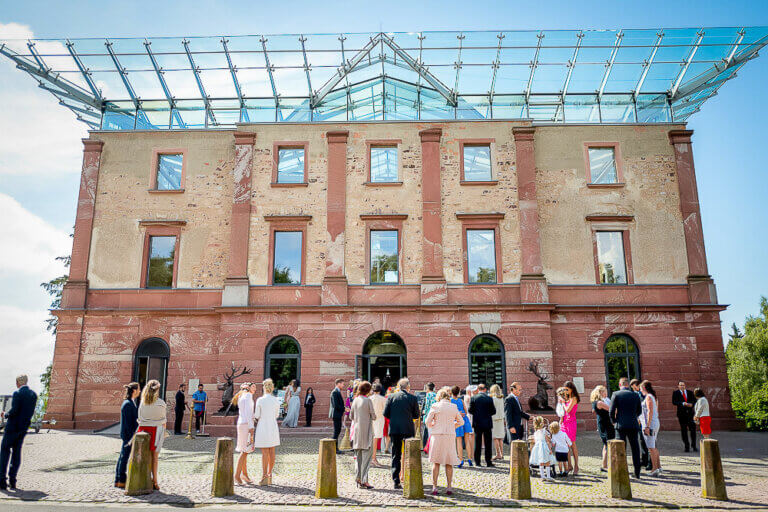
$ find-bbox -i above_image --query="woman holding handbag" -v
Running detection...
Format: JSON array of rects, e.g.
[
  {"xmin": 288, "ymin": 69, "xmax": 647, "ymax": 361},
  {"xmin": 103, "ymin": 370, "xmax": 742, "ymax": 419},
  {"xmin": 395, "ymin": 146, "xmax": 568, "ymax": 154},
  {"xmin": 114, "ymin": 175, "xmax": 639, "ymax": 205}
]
[{"xmin": 233, "ymin": 382, "xmax": 256, "ymax": 485}]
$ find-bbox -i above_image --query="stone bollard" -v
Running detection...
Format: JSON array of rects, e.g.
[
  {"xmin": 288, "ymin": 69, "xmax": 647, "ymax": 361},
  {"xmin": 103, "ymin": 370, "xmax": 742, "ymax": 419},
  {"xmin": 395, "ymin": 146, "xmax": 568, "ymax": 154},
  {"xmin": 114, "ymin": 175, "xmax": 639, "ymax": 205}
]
[
  {"xmin": 509, "ymin": 440, "xmax": 532, "ymax": 499},
  {"xmin": 403, "ymin": 438, "xmax": 424, "ymax": 499},
  {"xmin": 607, "ymin": 439, "xmax": 632, "ymax": 500},
  {"xmin": 315, "ymin": 438, "xmax": 338, "ymax": 498},
  {"xmin": 413, "ymin": 418, "xmax": 422, "ymax": 441},
  {"xmin": 211, "ymin": 437, "xmax": 234, "ymax": 497},
  {"xmin": 125, "ymin": 432, "xmax": 153, "ymax": 496},
  {"xmin": 338, "ymin": 425, "xmax": 352, "ymax": 451},
  {"xmin": 700, "ymin": 439, "xmax": 728, "ymax": 501}
]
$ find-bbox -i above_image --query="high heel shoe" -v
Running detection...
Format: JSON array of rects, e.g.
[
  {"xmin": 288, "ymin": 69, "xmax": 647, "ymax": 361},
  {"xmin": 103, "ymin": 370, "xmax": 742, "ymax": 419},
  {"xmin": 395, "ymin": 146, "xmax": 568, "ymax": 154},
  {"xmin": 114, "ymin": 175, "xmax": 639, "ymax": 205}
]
[
  {"xmin": 259, "ymin": 476, "xmax": 269, "ymax": 486},
  {"xmin": 268, "ymin": 475, "xmax": 273, "ymax": 485},
  {"xmin": 467, "ymin": 459, "xmax": 474, "ymax": 467},
  {"xmin": 457, "ymin": 460, "xmax": 464, "ymax": 469},
  {"xmin": 234, "ymin": 476, "xmax": 243, "ymax": 485},
  {"xmin": 242, "ymin": 476, "xmax": 253, "ymax": 484}
]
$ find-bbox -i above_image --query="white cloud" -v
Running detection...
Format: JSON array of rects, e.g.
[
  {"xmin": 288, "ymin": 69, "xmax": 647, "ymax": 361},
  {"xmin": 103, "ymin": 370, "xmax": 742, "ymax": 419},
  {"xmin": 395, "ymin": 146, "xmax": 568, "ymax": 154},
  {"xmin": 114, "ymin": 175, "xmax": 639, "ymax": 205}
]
[
  {"xmin": 0, "ymin": 306, "xmax": 54, "ymax": 395},
  {"xmin": 0, "ymin": 22, "xmax": 87, "ymax": 176}
]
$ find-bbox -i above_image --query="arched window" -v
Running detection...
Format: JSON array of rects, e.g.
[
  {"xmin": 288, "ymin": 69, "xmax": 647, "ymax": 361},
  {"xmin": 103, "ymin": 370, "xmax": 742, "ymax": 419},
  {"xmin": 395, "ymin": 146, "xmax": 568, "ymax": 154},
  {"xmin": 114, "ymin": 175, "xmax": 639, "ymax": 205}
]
[
  {"xmin": 265, "ymin": 336, "xmax": 301, "ymax": 393},
  {"xmin": 468, "ymin": 334, "xmax": 506, "ymax": 391},
  {"xmin": 356, "ymin": 330, "xmax": 406, "ymax": 390},
  {"xmin": 604, "ymin": 334, "xmax": 641, "ymax": 393},
  {"xmin": 133, "ymin": 337, "xmax": 170, "ymax": 398}
]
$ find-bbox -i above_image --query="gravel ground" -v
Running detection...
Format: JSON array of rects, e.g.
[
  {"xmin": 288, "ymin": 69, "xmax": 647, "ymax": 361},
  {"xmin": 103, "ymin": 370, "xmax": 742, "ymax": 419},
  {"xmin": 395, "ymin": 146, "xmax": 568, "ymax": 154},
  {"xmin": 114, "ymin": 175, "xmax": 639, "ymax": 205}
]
[{"xmin": 0, "ymin": 429, "xmax": 766, "ymax": 509}]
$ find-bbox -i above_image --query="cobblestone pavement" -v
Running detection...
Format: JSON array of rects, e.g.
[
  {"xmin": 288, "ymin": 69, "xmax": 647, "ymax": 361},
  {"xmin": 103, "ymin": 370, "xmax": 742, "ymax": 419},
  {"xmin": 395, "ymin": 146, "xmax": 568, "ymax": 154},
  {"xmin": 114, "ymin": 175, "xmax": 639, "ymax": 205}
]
[{"xmin": 1, "ymin": 429, "xmax": 767, "ymax": 509}]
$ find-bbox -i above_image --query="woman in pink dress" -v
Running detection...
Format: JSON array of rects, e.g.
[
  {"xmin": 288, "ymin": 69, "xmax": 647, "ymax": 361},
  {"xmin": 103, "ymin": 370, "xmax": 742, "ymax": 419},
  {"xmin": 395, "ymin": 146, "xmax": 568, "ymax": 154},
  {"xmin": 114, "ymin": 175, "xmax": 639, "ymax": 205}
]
[
  {"xmin": 425, "ymin": 387, "xmax": 464, "ymax": 496},
  {"xmin": 561, "ymin": 381, "xmax": 581, "ymax": 474}
]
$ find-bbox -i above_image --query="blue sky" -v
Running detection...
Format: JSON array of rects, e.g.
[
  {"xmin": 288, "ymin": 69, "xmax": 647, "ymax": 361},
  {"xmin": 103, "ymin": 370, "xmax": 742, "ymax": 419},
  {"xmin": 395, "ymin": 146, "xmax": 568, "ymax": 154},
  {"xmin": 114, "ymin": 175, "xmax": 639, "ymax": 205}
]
[{"xmin": 0, "ymin": 1, "xmax": 767, "ymax": 394}]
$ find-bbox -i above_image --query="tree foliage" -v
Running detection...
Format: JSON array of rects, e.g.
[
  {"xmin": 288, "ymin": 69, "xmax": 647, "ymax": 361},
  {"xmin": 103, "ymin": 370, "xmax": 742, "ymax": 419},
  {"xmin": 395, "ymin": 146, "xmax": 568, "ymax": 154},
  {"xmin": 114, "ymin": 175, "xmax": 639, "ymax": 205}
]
[{"xmin": 726, "ymin": 296, "xmax": 768, "ymax": 431}]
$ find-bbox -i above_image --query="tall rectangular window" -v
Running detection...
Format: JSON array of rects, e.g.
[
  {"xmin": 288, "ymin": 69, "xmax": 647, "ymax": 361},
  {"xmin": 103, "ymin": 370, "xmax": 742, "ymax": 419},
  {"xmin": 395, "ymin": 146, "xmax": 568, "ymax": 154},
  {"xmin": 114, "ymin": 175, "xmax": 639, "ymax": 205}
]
[
  {"xmin": 467, "ymin": 229, "xmax": 497, "ymax": 283},
  {"xmin": 596, "ymin": 231, "xmax": 627, "ymax": 284},
  {"xmin": 370, "ymin": 146, "xmax": 398, "ymax": 182},
  {"xmin": 146, "ymin": 236, "xmax": 176, "ymax": 288},
  {"xmin": 276, "ymin": 147, "xmax": 305, "ymax": 183},
  {"xmin": 273, "ymin": 231, "xmax": 302, "ymax": 284},
  {"xmin": 588, "ymin": 147, "xmax": 618, "ymax": 184},
  {"xmin": 463, "ymin": 145, "xmax": 492, "ymax": 181},
  {"xmin": 156, "ymin": 154, "xmax": 183, "ymax": 190},
  {"xmin": 370, "ymin": 230, "xmax": 398, "ymax": 284}
]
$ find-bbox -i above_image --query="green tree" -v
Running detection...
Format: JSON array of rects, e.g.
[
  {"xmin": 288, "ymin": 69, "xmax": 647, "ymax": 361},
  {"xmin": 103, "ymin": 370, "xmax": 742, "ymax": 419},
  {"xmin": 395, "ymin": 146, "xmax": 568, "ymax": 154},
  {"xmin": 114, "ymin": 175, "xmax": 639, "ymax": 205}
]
[
  {"xmin": 726, "ymin": 296, "xmax": 768, "ymax": 430},
  {"xmin": 273, "ymin": 265, "xmax": 296, "ymax": 284},
  {"xmin": 475, "ymin": 266, "xmax": 497, "ymax": 283}
]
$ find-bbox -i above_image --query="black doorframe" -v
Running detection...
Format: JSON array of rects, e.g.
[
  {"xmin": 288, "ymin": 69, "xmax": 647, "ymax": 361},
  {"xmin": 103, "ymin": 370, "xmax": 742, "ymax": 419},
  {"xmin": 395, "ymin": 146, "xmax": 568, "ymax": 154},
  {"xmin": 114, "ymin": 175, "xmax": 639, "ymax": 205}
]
[
  {"xmin": 264, "ymin": 335, "xmax": 301, "ymax": 393},
  {"xmin": 467, "ymin": 334, "xmax": 507, "ymax": 391}
]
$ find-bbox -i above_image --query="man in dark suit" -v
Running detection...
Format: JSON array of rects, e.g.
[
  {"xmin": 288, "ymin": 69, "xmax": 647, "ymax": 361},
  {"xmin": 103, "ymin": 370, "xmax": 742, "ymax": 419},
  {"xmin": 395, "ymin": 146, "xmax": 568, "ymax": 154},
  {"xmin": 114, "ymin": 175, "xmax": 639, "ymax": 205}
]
[
  {"xmin": 174, "ymin": 383, "xmax": 186, "ymax": 435},
  {"xmin": 330, "ymin": 378, "xmax": 347, "ymax": 454},
  {"xmin": 610, "ymin": 377, "xmax": 643, "ymax": 479},
  {"xmin": 672, "ymin": 380, "xmax": 697, "ymax": 452},
  {"xmin": 383, "ymin": 377, "xmax": 420, "ymax": 489},
  {"xmin": 505, "ymin": 381, "xmax": 530, "ymax": 441},
  {"xmin": 0, "ymin": 375, "xmax": 38, "ymax": 490},
  {"xmin": 469, "ymin": 383, "xmax": 496, "ymax": 467}
]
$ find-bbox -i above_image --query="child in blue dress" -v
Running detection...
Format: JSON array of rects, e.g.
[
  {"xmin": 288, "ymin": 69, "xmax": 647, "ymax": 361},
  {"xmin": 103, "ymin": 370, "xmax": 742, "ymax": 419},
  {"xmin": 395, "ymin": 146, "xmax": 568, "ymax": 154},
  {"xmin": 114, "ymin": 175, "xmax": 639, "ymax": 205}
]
[
  {"xmin": 529, "ymin": 416, "xmax": 555, "ymax": 481},
  {"xmin": 450, "ymin": 385, "xmax": 474, "ymax": 467}
]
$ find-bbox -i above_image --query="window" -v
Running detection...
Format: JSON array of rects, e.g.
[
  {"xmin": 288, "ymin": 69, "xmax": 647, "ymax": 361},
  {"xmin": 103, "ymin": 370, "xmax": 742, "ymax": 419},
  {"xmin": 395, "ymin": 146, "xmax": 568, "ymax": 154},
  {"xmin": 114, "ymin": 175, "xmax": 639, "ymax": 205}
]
[
  {"xmin": 604, "ymin": 334, "xmax": 640, "ymax": 394},
  {"xmin": 273, "ymin": 231, "xmax": 302, "ymax": 284},
  {"xmin": 467, "ymin": 229, "xmax": 497, "ymax": 283},
  {"xmin": 133, "ymin": 337, "xmax": 170, "ymax": 399},
  {"xmin": 468, "ymin": 335, "xmax": 506, "ymax": 391},
  {"xmin": 463, "ymin": 144, "xmax": 492, "ymax": 181},
  {"xmin": 146, "ymin": 236, "xmax": 176, "ymax": 288},
  {"xmin": 596, "ymin": 231, "xmax": 627, "ymax": 284},
  {"xmin": 587, "ymin": 146, "xmax": 619, "ymax": 184},
  {"xmin": 265, "ymin": 336, "xmax": 301, "ymax": 394},
  {"xmin": 155, "ymin": 153, "xmax": 183, "ymax": 190},
  {"xmin": 370, "ymin": 230, "xmax": 398, "ymax": 284},
  {"xmin": 276, "ymin": 147, "xmax": 305, "ymax": 183},
  {"xmin": 370, "ymin": 146, "xmax": 398, "ymax": 182}
]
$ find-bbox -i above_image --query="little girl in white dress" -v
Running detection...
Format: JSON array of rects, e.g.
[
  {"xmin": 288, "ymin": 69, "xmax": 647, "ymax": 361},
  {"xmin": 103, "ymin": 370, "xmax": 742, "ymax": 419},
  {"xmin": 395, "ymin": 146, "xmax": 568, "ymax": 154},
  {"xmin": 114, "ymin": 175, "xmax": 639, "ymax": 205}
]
[{"xmin": 529, "ymin": 416, "xmax": 556, "ymax": 481}]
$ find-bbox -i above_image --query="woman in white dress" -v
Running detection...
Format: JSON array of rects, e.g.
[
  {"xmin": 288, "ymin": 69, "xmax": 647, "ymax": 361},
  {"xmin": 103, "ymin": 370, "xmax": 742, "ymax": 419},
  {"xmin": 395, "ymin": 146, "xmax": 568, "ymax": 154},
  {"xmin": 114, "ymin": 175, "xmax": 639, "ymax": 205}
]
[
  {"xmin": 253, "ymin": 378, "xmax": 281, "ymax": 485},
  {"xmin": 136, "ymin": 379, "xmax": 167, "ymax": 491},
  {"xmin": 233, "ymin": 382, "xmax": 256, "ymax": 485},
  {"xmin": 282, "ymin": 380, "xmax": 301, "ymax": 428},
  {"xmin": 370, "ymin": 383, "xmax": 387, "ymax": 467},
  {"xmin": 489, "ymin": 384, "xmax": 506, "ymax": 460}
]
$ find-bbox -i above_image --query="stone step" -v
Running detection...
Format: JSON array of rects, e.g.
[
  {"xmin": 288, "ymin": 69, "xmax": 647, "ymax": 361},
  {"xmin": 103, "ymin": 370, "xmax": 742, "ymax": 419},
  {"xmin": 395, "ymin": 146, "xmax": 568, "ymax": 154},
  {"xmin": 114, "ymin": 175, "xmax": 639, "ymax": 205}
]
[{"xmin": 199, "ymin": 424, "xmax": 334, "ymax": 438}]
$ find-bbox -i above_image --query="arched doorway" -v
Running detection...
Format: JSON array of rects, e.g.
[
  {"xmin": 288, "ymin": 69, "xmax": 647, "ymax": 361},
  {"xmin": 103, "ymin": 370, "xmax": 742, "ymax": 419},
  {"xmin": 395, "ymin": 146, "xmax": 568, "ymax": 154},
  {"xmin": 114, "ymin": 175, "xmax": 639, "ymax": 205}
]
[
  {"xmin": 133, "ymin": 337, "xmax": 170, "ymax": 398},
  {"xmin": 357, "ymin": 331, "xmax": 406, "ymax": 390},
  {"xmin": 604, "ymin": 334, "xmax": 641, "ymax": 393},
  {"xmin": 468, "ymin": 334, "xmax": 506, "ymax": 391},
  {"xmin": 265, "ymin": 335, "xmax": 301, "ymax": 393}
]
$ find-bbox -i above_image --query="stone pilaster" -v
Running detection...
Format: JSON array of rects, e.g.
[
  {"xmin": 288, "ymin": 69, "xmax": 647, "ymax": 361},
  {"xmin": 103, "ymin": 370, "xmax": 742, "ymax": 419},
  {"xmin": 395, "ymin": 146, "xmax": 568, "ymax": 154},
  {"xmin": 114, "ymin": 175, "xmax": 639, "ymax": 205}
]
[
  {"xmin": 419, "ymin": 128, "xmax": 447, "ymax": 304},
  {"xmin": 322, "ymin": 130, "xmax": 349, "ymax": 305}
]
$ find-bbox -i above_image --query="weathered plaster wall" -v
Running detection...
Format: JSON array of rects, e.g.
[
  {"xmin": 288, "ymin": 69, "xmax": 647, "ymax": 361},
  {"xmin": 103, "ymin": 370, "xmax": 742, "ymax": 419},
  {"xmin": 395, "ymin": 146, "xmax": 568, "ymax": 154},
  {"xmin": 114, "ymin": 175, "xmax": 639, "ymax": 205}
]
[
  {"xmin": 535, "ymin": 124, "xmax": 689, "ymax": 284},
  {"xmin": 88, "ymin": 131, "xmax": 234, "ymax": 288}
]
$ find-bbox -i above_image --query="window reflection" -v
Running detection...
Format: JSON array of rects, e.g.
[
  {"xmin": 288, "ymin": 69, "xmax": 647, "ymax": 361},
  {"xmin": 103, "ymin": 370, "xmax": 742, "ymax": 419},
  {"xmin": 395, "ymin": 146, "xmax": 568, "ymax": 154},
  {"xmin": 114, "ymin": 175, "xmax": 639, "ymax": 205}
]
[
  {"xmin": 146, "ymin": 236, "xmax": 175, "ymax": 288},
  {"xmin": 273, "ymin": 231, "xmax": 302, "ymax": 284},
  {"xmin": 588, "ymin": 147, "xmax": 618, "ymax": 184},
  {"xmin": 467, "ymin": 229, "xmax": 496, "ymax": 283},
  {"xmin": 156, "ymin": 154, "xmax": 183, "ymax": 190},
  {"xmin": 596, "ymin": 231, "xmax": 627, "ymax": 284},
  {"xmin": 277, "ymin": 148, "xmax": 305, "ymax": 183},
  {"xmin": 370, "ymin": 230, "xmax": 398, "ymax": 284},
  {"xmin": 463, "ymin": 145, "xmax": 492, "ymax": 181},
  {"xmin": 370, "ymin": 146, "xmax": 398, "ymax": 182}
]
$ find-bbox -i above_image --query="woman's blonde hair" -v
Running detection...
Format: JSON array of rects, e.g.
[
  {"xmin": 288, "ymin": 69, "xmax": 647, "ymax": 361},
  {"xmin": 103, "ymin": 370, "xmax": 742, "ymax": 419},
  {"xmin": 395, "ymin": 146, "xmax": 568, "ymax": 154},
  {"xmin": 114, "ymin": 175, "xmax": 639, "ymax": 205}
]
[
  {"xmin": 263, "ymin": 378, "xmax": 275, "ymax": 394},
  {"xmin": 548, "ymin": 421, "xmax": 560, "ymax": 434},
  {"xmin": 590, "ymin": 385, "xmax": 607, "ymax": 403},
  {"xmin": 141, "ymin": 379, "xmax": 161, "ymax": 405},
  {"xmin": 436, "ymin": 386, "xmax": 451, "ymax": 401},
  {"xmin": 489, "ymin": 384, "xmax": 503, "ymax": 398},
  {"xmin": 231, "ymin": 382, "xmax": 252, "ymax": 407},
  {"xmin": 532, "ymin": 416, "xmax": 546, "ymax": 430}
]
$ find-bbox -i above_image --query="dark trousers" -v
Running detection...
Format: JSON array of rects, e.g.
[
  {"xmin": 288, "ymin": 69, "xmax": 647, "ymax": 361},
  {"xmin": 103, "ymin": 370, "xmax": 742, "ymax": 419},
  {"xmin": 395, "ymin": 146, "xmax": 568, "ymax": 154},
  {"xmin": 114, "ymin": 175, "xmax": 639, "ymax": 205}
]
[
  {"xmin": 423, "ymin": 426, "xmax": 429, "ymax": 448},
  {"xmin": 510, "ymin": 424, "xmax": 524, "ymax": 441},
  {"xmin": 474, "ymin": 428, "xmax": 493, "ymax": 465},
  {"xmin": 678, "ymin": 416, "xmax": 697, "ymax": 450},
  {"xmin": 332, "ymin": 415, "xmax": 343, "ymax": 443},
  {"xmin": 114, "ymin": 441, "xmax": 132, "ymax": 484},
  {"xmin": 305, "ymin": 406, "xmax": 313, "ymax": 426},
  {"xmin": 174, "ymin": 409, "xmax": 184, "ymax": 434},
  {"xmin": 618, "ymin": 427, "xmax": 642, "ymax": 478},
  {"xmin": 390, "ymin": 434, "xmax": 406, "ymax": 484},
  {"xmin": 195, "ymin": 410, "xmax": 204, "ymax": 431},
  {"xmin": 639, "ymin": 430, "xmax": 649, "ymax": 465},
  {"xmin": 0, "ymin": 429, "xmax": 27, "ymax": 485}
]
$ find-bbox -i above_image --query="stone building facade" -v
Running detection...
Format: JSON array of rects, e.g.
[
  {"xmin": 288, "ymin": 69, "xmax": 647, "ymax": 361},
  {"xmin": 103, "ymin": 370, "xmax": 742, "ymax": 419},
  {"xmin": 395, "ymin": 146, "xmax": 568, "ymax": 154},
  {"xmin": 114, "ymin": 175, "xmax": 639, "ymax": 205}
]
[{"xmin": 47, "ymin": 120, "xmax": 735, "ymax": 431}]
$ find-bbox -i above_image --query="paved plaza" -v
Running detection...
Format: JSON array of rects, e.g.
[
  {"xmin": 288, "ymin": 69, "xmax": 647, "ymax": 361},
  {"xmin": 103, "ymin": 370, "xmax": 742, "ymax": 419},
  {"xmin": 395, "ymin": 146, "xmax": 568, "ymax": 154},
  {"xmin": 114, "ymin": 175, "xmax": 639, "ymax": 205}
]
[{"xmin": 0, "ymin": 429, "xmax": 766, "ymax": 509}]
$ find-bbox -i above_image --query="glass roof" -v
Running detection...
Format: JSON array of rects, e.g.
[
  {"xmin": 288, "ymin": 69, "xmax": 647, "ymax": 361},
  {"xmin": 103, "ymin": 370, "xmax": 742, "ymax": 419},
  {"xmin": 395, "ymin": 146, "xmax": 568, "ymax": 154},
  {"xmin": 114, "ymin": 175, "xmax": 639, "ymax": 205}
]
[{"xmin": 1, "ymin": 28, "xmax": 766, "ymax": 130}]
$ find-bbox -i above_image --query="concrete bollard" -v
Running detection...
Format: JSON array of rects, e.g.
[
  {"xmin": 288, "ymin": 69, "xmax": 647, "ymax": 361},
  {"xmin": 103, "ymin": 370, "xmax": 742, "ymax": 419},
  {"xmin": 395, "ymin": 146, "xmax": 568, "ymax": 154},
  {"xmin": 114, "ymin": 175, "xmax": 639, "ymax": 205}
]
[
  {"xmin": 509, "ymin": 440, "xmax": 532, "ymax": 499},
  {"xmin": 413, "ymin": 418, "xmax": 422, "ymax": 441},
  {"xmin": 338, "ymin": 425, "xmax": 352, "ymax": 451},
  {"xmin": 607, "ymin": 439, "xmax": 632, "ymax": 500},
  {"xmin": 403, "ymin": 438, "xmax": 424, "ymax": 499},
  {"xmin": 315, "ymin": 438, "xmax": 338, "ymax": 498},
  {"xmin": 700, "ymin": 439, "xmax": 728, "ymax": 501},
  {"xmin": 211, "ymin": 437, "xmax": 235, "ymax": 497},
  {"xmin": 125, "ymin": 432, "xmax": 153, "ymax": 496}
]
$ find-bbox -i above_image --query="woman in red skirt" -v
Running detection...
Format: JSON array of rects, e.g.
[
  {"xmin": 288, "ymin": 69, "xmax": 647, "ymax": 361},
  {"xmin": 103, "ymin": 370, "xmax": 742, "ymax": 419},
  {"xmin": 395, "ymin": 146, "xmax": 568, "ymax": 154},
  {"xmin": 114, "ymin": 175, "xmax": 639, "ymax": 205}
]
[{"xmin": 693, "ymin": 388, "xmax": 712, "ymax": 439}]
